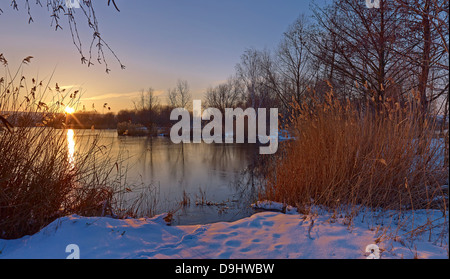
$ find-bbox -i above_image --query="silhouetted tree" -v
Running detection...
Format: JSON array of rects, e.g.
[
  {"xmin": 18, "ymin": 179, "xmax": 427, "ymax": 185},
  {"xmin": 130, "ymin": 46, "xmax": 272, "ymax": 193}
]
[{"xmin": 1, "ymin": 0, "xmax": 124, "ymax": 72}]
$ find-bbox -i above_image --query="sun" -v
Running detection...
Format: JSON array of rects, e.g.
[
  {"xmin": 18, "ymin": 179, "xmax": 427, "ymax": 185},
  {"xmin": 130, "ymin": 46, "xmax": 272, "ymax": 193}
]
[{"xmin": 64, "ymin": 106, "xmax": 75, "ymax": 114}]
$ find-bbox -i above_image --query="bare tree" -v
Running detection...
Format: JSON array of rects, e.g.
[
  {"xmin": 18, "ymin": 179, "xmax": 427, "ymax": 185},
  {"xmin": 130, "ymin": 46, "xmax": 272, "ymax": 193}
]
[
  {"xmin": 236, "ymin": 48, "xmax": 264, "ymax": 108},
  {"xmin": 309, "ymin": 0, "xmax": 448, "ymax": 115},
  {"xmin": 132, "ymin": 87, "xmax": 160, "ymax": 131},
  {"xmin": 235, "ymin": 48, "xmax": 279, "ymax": 110},
  {"xmin": 168, "ymin": 79, "xmax": 192, "ymax": 109},
  {"xmin": 1, "ymin": 0, "xmax": 124, "ymax": 72},
  {"xmin": 394, "ymin": 0, "xmax": 449, "ymax": 114},
  {"xmin": 134, "ymin": 88, "xmax": 160, "ymax": 112},
  {"xmin": 270, "ymin": 15, "xmax": 318, "ymax": 108},
  {"xmin": 204, "ymin": 77, "xmax": 242, "ymax": 113},
  {"xmin": 311, "ymin": 0, "xmax": 414, "ymax": 107}
]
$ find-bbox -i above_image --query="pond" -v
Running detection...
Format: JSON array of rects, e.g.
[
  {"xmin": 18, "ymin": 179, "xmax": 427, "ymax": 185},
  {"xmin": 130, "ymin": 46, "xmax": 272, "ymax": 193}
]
[{"xmin": 67, "ymin": 129, "xmax": 267, "ymax": 225}]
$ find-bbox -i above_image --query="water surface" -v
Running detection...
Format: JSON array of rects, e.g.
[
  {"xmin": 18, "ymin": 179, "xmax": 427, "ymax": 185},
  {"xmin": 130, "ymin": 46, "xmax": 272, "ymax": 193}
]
[{"xmin": 68, "ymin": 129, "xmax": 263, "ymax": 225}]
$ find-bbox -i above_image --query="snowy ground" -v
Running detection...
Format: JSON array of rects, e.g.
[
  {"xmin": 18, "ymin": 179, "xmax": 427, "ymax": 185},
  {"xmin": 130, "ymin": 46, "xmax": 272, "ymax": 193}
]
[{"xmin": 0, "ymin": 201, "xmax": 447, "ymax": 259}]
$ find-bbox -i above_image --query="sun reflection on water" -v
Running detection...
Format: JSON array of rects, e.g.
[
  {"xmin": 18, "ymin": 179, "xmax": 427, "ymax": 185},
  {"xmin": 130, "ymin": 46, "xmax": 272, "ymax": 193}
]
[{"xmin": 67, "ymin": 129, "xmax": 75, "ymax": 168}]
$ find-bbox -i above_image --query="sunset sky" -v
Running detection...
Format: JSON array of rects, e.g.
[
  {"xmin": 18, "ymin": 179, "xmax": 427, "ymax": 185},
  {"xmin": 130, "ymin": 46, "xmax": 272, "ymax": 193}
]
[{"xmin": 0, "ymin": 0, "xmax": 325, "ymax": 112}]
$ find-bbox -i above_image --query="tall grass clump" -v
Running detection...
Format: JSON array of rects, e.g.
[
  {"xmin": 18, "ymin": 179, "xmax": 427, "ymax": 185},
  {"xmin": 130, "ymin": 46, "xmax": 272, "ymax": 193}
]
[
  {"xmin": 0, "ymin": 56, "xmax": 132, "ymax": 239},
  {"xmin": 263, "ymin": 88, "xmax": 448, "ymax": 215}
]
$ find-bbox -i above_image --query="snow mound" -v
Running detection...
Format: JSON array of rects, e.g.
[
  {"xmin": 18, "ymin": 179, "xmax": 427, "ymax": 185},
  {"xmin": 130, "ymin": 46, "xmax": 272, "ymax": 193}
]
[{"xmin": 0, "ymin": 209, "xmax": 447, "ymax": 259}]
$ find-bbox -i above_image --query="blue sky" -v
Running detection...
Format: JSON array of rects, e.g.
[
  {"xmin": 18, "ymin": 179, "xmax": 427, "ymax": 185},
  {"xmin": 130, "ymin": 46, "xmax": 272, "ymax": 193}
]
[{"xmin": 0, "ymin": 0, "xmax": 326, "ymax": 112}]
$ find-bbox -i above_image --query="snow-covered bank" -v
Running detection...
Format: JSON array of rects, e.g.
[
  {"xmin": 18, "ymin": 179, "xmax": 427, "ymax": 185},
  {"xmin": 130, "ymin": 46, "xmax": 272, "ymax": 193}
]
[{"xmin": 0, "ymin": 205, "xmax": 447, "ymax": 259}]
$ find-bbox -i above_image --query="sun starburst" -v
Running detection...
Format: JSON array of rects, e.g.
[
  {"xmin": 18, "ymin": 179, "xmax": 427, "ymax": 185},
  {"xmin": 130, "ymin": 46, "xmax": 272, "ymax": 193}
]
[{"xmin": 65, "ymin": 106, "xmax": 75, "ymax": 114}]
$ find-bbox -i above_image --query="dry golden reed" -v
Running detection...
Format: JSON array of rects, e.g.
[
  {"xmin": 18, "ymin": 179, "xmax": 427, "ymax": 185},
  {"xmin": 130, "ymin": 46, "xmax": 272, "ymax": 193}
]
[
  {"xmin": 263, "ymin": 89, "xmax": 448, "ymax": 214},
  {"xmin": 0, "ymin": 56, "xmax": 128, "ymax": 239}
]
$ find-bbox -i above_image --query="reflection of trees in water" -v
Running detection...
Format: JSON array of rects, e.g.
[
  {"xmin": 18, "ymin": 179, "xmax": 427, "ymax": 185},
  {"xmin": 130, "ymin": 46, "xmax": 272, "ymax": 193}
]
[
  {"xmin": 232, "ymin": 149, "xmax": 273, "ymax": 200},
  {"xmin": 122, "ymin": 137, "xmax": 276, "ymax": 217},
  {"xmin": 138, "ymin": 136, "xmax": 156, "ymax": 179},
  {"xmin": 135, "ymin": 138, "xmax": 271, "ymax": 195},
  {"xmin": 162, "ymin": 141, "xmax": 256, "ymax": 186},
  {"xmin": 165, "ymin": 141, "xmax": 187, "ymax": 185},
  {"xmin": 131, "ymin": 137, "xmax": 188, "ymax": 185},
  {"xmin": 200, "ymin": 143, "xmax": 254, "ymax": 173},
  {"xmin": 213, "ymin": 149, "xmax": 275, "ymax": 221}
]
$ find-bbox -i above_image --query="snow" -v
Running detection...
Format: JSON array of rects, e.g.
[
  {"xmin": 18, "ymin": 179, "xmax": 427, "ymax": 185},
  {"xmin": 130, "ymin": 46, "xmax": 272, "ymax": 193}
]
[{"xmin": 0, "ymin": 204, "xmax": 447, "ymax": 259}]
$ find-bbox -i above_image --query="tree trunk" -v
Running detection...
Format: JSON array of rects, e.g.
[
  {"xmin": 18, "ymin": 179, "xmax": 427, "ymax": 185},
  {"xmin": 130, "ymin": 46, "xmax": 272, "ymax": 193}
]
[{"xmin": 418, "ymin": 0, "xmax": 431, "ymax": 115}]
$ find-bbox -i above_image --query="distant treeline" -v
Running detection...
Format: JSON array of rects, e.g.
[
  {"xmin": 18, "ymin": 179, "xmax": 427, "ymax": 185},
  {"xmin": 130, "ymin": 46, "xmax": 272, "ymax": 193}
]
[
  {"xmin": 3, "ymin": 109, "xmax": 172, "ymax": 130},
  {"xmin": 20, "ymin": 107, "xmax": 175, "ymax": 130}
]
